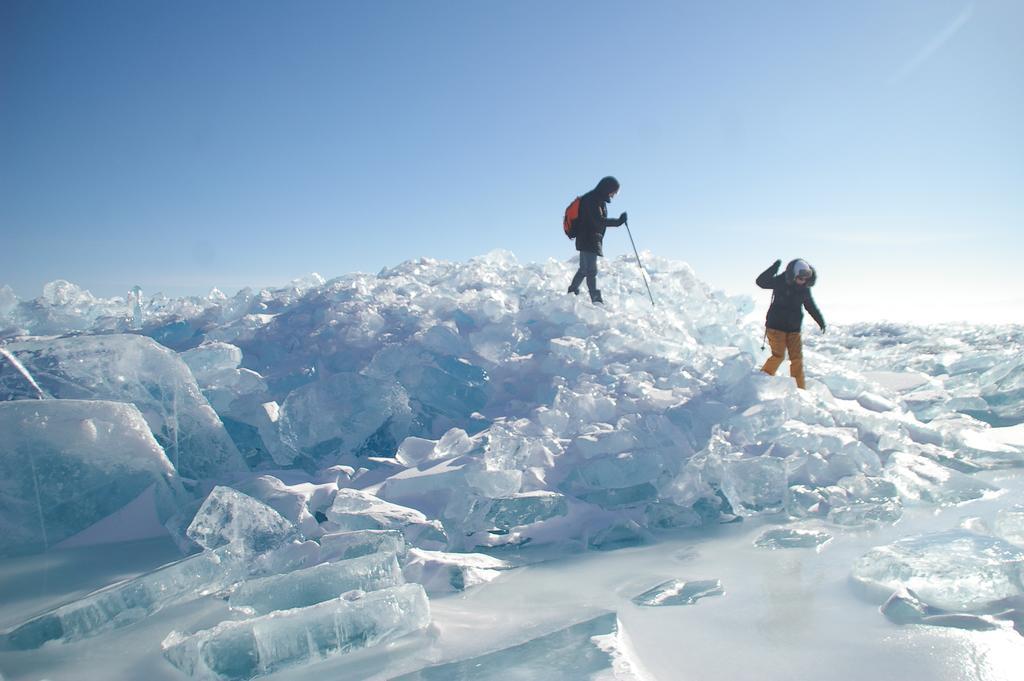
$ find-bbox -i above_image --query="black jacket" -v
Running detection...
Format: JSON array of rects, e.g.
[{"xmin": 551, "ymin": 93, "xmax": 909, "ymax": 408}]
[
  {"xmin": 574, "ymin": 178, "xmax": 623, "ymax": 257},
  {"xmin": 756, "ymin": 260, "xmax": 825, "ymax": 333}
]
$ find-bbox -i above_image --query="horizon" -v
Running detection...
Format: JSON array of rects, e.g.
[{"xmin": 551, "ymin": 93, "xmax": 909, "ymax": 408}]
[
  {"xmin": 4, "ymin": 249, "xmax": 1021, "ymax": 328},
  {"xmin": 2, "ymin": 1, "xmax": 1021, "ymax": 325}
]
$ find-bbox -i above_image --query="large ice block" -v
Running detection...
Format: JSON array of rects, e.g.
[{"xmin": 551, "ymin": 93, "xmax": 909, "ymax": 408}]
[
  {"xmin": 2, "ymin": 335, "xmax": 246, "ymax": 479},
  {"xmin": 978, "ymin": 357, "xmax": 1024, "ymax": 422},
  {"xmin": 162, "ymin": 583, "xmax": 431, "ymax": 681},
  {"xmin": 852, "ymin": 530, "xmax": 1024, "ymax": 610},
  {"xmin": 883, "ymin": 452, "xmax": 998, "ymax": 505},
  {"xmin": 187, "ymin": 486, "xmax": 299, "ymax": 554},
  {"xmin": 0, "ymin": 399, "xmax": 184, "ymax": 556},
  {"xmin": 364, "ymin": 347, "xmax": 490, "ymax": 433},
  {"xmin": 483, "ymin": 491, "xmax": 569, "ymax": 530},
  {"xmin": 560, "ymin": 450, "xmax": 665, "ymax": 509},
  {"xmin": 277, "ymin": 371, "xmax": 413, "ymax": 464},
  {"xmin": 228, "ymin": 551, "xmax": 403, "ymax": 615},
  {"xmin": 234, "ymin": 475, "xmax": 325, "ymax": 539},
  {"xmin": 825, "ymin": 474, "xmax": 904, "ymax": 528},
  {"xmin": 2, "ymin": 544, "xmax": 246, "ymax": 650},
  {"xmin": 401, "ymin": 548, "xmax": 508, "ymax": 594},
  {"xmin": 395, "ymin": 428, "xmax": 474, "ymax": 467},
  {"xmin": 179, "ymin": 342, "xmax": 286, "ymax": 467},
  {"xmin": 318, "ymin": 529, "xmax": 406, "ymax": 562},
  {"xmin": 718, "ymin": 455, "xmax": 787, "ymax": 516},
  {"xmin": 325, "ymin": 488, "xmax": 447, "ymax": 549},
  {"xmin": 180, "ymin": 342, "xmax": 244, "ymax": 382}
]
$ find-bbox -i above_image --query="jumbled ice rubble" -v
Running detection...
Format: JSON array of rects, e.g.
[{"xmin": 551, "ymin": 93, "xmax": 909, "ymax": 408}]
[{"xmin": 3, "ymin": 253, "xmax": 1024, "ymax": 677}]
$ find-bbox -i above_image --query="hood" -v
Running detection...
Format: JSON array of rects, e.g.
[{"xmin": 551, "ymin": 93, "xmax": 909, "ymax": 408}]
[
  {"xmin": 784, "ymin": 258, "xmax": 817, "ymax": 286},
  {"xmin": 594, "ymin": 176, "xmax": 620, "ymax": 202}
]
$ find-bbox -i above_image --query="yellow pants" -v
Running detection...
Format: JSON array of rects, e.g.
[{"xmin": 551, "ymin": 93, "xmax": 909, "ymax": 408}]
[{"xmin": 761, "ymin": 329, "xmax": 805, "ymax": 389}]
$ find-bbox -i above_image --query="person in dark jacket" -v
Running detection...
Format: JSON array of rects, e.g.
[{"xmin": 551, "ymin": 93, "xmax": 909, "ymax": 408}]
[
  {"xmin": 756, "ymin": 258, "xmax": 826, "ymax": 389},
  {"xmin": 568, "ymin": 176, "xmax": 627, "ymax": 303}
]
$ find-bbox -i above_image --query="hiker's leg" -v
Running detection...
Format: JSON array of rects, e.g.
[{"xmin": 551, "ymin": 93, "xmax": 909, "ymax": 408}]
[
  {"xmin": 579, "ymin": 251, "xmax": 598, "ymax": 294},
  {"xmin": 568, "ymin": 268, "xmax": 585, "ymax": 293},
  {"xmin": 761, "ymin": 329, "xmax": 787, "ymax": 376},
  {"xmin": 787, "ymin": 332, "xmax": 805, "ymax": 388}
]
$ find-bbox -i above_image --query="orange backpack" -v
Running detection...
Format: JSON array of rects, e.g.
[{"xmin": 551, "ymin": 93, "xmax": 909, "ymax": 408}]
[{"xmin": 563, "ymin": 196, "xmax": 581, "ymax": 239}]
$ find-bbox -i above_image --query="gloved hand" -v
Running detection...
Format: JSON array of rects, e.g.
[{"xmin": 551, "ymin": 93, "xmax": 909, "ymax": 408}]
[
  {"xmin": 819, "ymin": 323, "xmax": 826, "ymax": 334},
  {"xmin": 772, "ymin": 259, "xmax": 782, "ymax": 269},
  {"xmin": 618, "ymin": 212, "xmax": 627, "ymax": 225}
]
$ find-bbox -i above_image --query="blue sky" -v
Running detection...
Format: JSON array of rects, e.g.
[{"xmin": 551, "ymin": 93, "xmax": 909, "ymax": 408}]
[{"xmin": 2, "ymin": 1, "xmax": 1021, "ymax": 323}]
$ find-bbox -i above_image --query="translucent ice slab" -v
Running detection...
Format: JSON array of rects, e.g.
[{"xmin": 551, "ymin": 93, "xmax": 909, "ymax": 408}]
[
  {"xmin": 852, "ymin": 530, "xmax": 1024, "ymax": 610},
  {"xmin": 227, "ymin": 551, "xmax": 403, "ymax": 615},
  {"xmin": 162, "ymin": 583, "xmax": 430, "ymax": 680},
  {"xmin": 401, "ymin": 548, "xmax": 508, "ymax": 594},
  {"xmin": 883, "ymin": 452, "xmax": 998, "ymax": 505},
  {"xmin": 318, "ymin": 529, "xmax": 406, "ymax": 562},
  {"xmin": 324, "ymin": 488, "xmax": 447, "ymax": 549},
  {"xmin": 187, "ymin": 486, "xmax": 299, "ymax": 554},
  {"xmin": 2, "ymin": 334, "xmax": 246, "ymax": 478},
  {"xmin": 0, "ymin": 399, "xmax": 184, "ymax": 557},
  {"xmin": 2, "ymin": 544, "xmax": 245, "ymax": 650}
]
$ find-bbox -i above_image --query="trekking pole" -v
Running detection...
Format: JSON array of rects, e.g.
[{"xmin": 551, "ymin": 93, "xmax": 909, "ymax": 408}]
[{"xmin": 624, "ymin": 220, "xmax": 655, "ymax": 306}]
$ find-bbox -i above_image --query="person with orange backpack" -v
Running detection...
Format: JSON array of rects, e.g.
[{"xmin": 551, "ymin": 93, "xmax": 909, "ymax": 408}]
[{"xmin": 565, "ymin": 176, "xmax": 627, "ymax": 303}]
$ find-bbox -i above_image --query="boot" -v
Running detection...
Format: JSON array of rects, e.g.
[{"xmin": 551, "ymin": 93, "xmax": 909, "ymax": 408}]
[
  {"xmin": 589, "ymin": 289, "xmax": 603, "ymax": 304},
  {"xmin": 567, "ymin": 286, "xmax": 579, "ymax": 295}
]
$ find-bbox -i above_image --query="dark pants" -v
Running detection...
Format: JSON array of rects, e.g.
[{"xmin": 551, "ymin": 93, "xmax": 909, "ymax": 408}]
[{"xmin": 569, "ymin": 251, "xmax": 598, "ymax": 296}]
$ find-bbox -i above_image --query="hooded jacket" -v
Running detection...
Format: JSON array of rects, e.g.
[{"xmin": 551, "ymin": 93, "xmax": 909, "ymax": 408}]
[
  {"xmin": 756, "ymin": 259, "xmax": 825, "ymax": 333},
  {"xmin": 574, "ymin": 177, "xmax": 624, "ymax": 257}
]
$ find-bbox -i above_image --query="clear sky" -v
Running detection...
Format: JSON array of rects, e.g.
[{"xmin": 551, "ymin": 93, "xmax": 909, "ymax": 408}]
[{"xmin": 2, "ymin": 0, "xmax": 1021, "ymax": 324}]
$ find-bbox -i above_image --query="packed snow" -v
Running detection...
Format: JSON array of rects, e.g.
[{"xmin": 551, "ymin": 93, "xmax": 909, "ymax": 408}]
[{"xmin": 2, "ymin": 252, "xmax": 1024, "ymax": 680}]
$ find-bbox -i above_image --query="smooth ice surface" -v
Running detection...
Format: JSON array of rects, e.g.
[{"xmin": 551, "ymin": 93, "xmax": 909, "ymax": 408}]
[
  {"xmin": 0, "ymin": 399, "xmax": 183, "ymax": 556},
  {"xmin": 852, "ymin": 530, "xmax": 1024, "ymax": 610},
  {"xmin": 631, "ymin": 578, "xmax": 725, "ymax": 606},
  {"xmin": 186, "ymin": 486, "xmax": 298, "ymax": 555},
  {"xmin": 162, "ymin": 583, "xmax": 430, "ymax": 681},
  {"xmin": 227, "ymin": 551, "xmax": 403, "ymax": 615},
  {"xmin": 1, "ymin": 335, "xmax": 245, "ymax": 478}
]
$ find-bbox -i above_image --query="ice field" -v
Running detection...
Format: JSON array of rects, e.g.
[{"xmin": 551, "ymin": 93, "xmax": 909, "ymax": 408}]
[{"xmin": 2, "ymin": 252, "xmax": 1024, "ymax": 680}]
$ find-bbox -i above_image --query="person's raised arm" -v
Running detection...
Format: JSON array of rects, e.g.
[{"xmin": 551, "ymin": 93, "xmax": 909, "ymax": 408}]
[{"xmin": 756, "ymin": 260, "xmax": 782, "ymax": 289}]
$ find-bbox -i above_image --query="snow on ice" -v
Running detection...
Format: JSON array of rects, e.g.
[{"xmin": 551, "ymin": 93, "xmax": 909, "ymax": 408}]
[{"xmin": 2, "ymin": 252, "xmax": 1024, "ymax": 680}]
